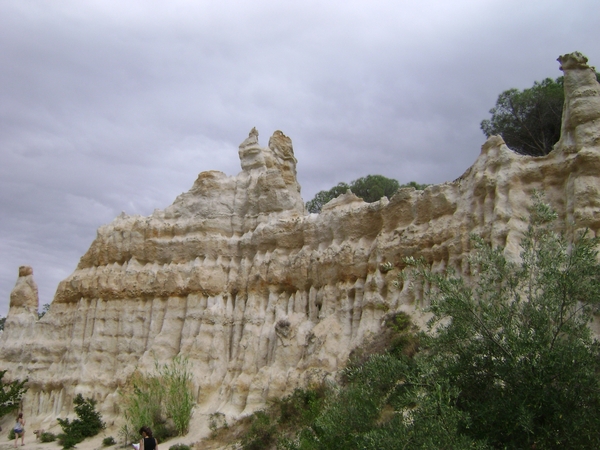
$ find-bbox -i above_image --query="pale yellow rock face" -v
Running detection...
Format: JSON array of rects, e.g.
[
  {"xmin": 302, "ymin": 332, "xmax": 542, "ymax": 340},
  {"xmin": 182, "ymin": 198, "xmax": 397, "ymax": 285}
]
[{"xmin": 2, "ymin": 54, "xmax": 600, "ymax": 435}]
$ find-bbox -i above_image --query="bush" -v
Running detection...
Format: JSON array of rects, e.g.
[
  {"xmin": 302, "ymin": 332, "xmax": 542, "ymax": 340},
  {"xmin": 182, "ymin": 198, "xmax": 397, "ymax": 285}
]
[
  {"xmin": 208, "ymin": 412, "xmax": 228, "ymax": 438},
  {"xmin": 271, "ymin": 195, "xmax": 600, "ymax": 449},
  {"xmin": 57, "ymin": 394, "xmax": 105, "ymax": 448},
  {"xmin": 168, "ymin": 444, "xmax": 190, "ymax": 450},
  {"xmin": 158, "ymin": 356, "xmax": 195, "ymax": 436},
  {"xmin": 0, "ymin": 371, "xmax": 28, "ymax": 420},
  {"xmin": 8, "ymin": 428, "xmax": 15, "ymax": 440},
  {"xmin": 102, "ymin": 436, "xmax": 116, "ymax": 447},
  {"xmin": 40, "ymin": 432, "xmax": 57, "ymax": 442},
  {"xmin": 277, "ymin": 387, "xmax": 327, "ymax": 428},
  {"xmin": 240, "ymin": 411, "xmax": 276, "ymax": 450},
  {"xmin": 120, "ymin": 357, "xmax": 196, "ymax": 442}
]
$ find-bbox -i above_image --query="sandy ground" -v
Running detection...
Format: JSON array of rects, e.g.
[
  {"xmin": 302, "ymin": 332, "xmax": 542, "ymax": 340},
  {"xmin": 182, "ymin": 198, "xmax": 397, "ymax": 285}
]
[{"xmin": 0, "ymin": 413, "xmax": 215, "ymax": 450}]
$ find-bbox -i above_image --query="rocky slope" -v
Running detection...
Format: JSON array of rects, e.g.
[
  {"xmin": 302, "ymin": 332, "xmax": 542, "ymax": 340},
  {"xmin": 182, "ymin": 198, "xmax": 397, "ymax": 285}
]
[{"xmin": 2, "ymin": 52, "xmax": 600, "ymax": 435}]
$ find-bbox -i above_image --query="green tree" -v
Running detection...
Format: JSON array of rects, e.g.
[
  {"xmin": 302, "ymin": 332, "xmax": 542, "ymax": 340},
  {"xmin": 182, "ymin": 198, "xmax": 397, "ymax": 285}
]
[
  {"xmin": 306, "ymin": 175, "xmax": 427, "ymax": 213},
  {"xmin": 405, "ymin": 194, "xmax": 600, "ymax": 448},
  {"xmin": 481, "ymin": 77, "xmax": 564, "ymax": 156},
  {"xmin": 280, "ymin": 195, "xmax": 600, "ymax": 449},
  {"xmin": 0, "ymin": 370, "xmax": 27, "ymax": 419},
  {"xmin": 306, "ymin": 182, "xmax": 350, "ymax": 214},
  {"xmin": 348, "ymin": 175, "xmax": 400, "ymax": 203},
  {"xmin": 38, "ymin": 303, "xmax": 50, "ymax": 319},
  {"xmin": 481, "ymin": 73, "xmax": 600, "ymax": 156},
  {"xmin": 57, "ymin": 394, "xmax": 105, "ymax": 449}
]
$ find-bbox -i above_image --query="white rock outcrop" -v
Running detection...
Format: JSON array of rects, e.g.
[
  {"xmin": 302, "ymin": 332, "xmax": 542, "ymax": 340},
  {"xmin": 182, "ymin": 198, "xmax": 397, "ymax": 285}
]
[{"xmin": 2, "ymin": 53, "xmax": 600, "ymax": 435}]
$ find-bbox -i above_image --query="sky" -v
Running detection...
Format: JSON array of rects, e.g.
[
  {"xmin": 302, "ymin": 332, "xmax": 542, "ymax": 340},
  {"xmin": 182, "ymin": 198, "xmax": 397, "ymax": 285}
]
[{"xmin": 1, "ymin": 0, "xmax": 599, "ymax": 315}]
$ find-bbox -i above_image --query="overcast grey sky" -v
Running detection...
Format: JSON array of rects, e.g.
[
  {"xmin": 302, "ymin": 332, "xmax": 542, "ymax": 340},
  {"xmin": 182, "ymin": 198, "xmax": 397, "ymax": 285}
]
[{"xmin": 1, "ymin": 0, "xmax": 599, "ymax": 315}]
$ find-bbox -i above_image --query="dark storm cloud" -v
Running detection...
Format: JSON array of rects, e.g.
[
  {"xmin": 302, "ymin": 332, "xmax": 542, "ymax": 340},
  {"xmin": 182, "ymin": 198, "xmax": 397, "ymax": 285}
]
[{"xmin": 1, "ymin": 0, "xmax": 599, "ymax": 313}]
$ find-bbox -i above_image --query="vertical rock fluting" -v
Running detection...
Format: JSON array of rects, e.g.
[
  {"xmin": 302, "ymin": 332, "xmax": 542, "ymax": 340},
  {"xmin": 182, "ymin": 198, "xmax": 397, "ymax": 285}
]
[{"xmin": 1, "ymin": 53, "xmax": 600, "ymax": 432}]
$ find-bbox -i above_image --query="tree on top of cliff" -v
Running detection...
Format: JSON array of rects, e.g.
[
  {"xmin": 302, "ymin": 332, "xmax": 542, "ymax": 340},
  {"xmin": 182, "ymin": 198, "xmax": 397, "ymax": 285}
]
[
  {"xmin": 0, "ymin": 370, "xmax": 27, "ymax": 419},
  {"xmin": 306, "ymin": 175, "xmax": 427, "ymax": 213},
  {"xmin": 481, "ymin": 77, "xmax": 564, "ymax": 156},
  {"xmin": 481, "ymin": 73, "xmax": 600, "ymax": 156}
]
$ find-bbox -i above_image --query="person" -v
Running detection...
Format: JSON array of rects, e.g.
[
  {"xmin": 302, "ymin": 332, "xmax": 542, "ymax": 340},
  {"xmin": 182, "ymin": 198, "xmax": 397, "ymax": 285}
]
[
  {"xmin": 13, "ymin": 412, "xmax": 25, "ymax": 447},
  {"xmin": 139, "ymin": 426, "xmax": 158, "ymax": 450}
]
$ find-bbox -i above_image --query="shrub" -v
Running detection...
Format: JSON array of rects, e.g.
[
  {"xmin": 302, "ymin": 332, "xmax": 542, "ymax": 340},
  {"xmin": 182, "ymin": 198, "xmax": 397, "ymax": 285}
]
[
  {"xmin": 0, "ymin": 371, "xmax": 28, "ymax": 420},
  {"xmin": 102, "ymin": 436, "xmax": 116, "ymax": 446},
  {"xmin": 168, "ymin": 444, "xmax": 190, "ymax": 450},
  {"xmin": 8, "ymin": 428, "xmax": 15, "ymax": 440},
  {"xmin": 272, "ymin": 195, "xmax": 600, "ymax": 449},
  {"xmin": 40, "ymin": 432, "xmax": 57, "ymax": 442},
  {"xmin": 120, "ymin": 357, "xmax": 196, "ymax": 442},
  {"xmin": 158, "ymin": 356, "xmax": 195, "ymax": 436},
  {"xmin": 120, "ymin": 371, "xmax": 164, "ymax": 441},
  {"xmin": 208, "ymin": 412, "xmax": 228, "ymax": 438},
  {"xmin": 57, "ymin": 394, "xmax": 105, "ymax": 449},
  {"xmin": 277, "ymin": 387, "xmax": 327, "ymax": 428},
  {"xmin": 240, "ymin": 411, "xmax": 276, "ymax": 450}
]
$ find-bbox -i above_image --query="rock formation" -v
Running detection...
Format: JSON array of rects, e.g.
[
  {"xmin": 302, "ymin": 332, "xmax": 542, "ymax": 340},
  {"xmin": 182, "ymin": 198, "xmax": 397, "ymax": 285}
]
[
  {"xmin": 4, "ymin": 266, "xmax": 39, "ymax": 333},
  {"xmin": 2, "ymin": 53, "xmax": 600, "ymax": 437}
]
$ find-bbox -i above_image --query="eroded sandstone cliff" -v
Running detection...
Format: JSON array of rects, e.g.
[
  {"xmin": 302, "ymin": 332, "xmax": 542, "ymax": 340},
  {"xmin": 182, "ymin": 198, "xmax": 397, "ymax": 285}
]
[{"xmin": 2, "ymin": 52, "xmax": 600, "ymax": 434}]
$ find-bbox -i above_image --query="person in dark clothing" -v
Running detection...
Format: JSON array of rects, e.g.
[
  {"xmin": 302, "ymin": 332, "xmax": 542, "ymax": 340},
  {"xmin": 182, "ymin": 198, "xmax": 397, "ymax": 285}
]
[{"xmin": 139, "ymin": 426, "xmax": 158, "ymax": 450}]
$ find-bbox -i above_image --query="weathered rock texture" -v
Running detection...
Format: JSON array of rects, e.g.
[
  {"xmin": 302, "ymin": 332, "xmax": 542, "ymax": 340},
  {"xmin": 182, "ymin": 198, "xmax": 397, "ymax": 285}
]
[{"xmin": 2, "ymin": 53, "xmax": 600, "ymax": 433}]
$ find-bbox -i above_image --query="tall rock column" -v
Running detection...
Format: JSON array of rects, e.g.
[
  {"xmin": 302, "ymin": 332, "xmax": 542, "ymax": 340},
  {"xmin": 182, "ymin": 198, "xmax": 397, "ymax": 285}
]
[
  {"xmin": 555, "ymin": 52, "xmax": 600, "ymax": 233},
  {"xmin": 555, "ymin": 51, "xmax": 600, "ymax": 153},
  {"xmin": 4, "ymin": 265, "xmax": 39, "ymax": 338}
]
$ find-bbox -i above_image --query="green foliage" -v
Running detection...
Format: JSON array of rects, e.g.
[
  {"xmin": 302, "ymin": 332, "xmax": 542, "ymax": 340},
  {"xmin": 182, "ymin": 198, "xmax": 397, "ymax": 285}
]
[
  {"xmin": 168, "ymin": 444, "xmax": 191, "ymax": 450},
  {"xmin": 102, "ymin": 436, "xmax": 116, "ymax": 446},
  {"xmin": 157, "ymin": 356, "xmax": 195, "ymax": 436},
  {"xmin": 403, "ymin": 194, "xmax": 600, "ymax": 448},
  {"xmin": 0, "ymin": 370, "xmax": 28, "ymax": 419},
  {"xmin": 277, "ymin": 387, "xmax": 327, "ymax": 429},
  {"xmin": 120, "ymin": 372, "xmax": 163, "ymax": 442},
  {"xmin": 306, "ymin": 182, "xmax": 350, "ymax": 213},
  {"xmin": 38, "ymin": 303, "xmax": 50, "ymax": 319},
  {"xmin": 235, "ymin": 195, "xmax": 600, "ymax": 449},
  {"xmin": 481, "ymin": 77, "xmax": 564, "ymax": 156},
  {"xmin": 208, "ymin": 412, "xmax": 228, "ymax": 437},
  {"xmin": 40, "ymin": 432, "xmax": 57, "ymax": 443},
  {"xmin": 481, "ymin": 73, "xmax": 600, "ymax": 156},
  {"xmin": 306, "ymin": 175, "xmax": 428, "ymax": 213},
  {"xmin": 0, "ymin": 316, "xmax": 5, "ymax": 331},
  {"xmin": 120, "ymin": 357, "xmax": 195, "ymax": 442},
  {"xmin": 57, "ymin": 394, "xmax": 105, "ymax": 449},
  {"xmin": 348, "ymin": 174, "xmax": 400, "ymax": 203},
  {"xmin": 241, "ymin": 411, "xmax": 277, "ymax": 450},
  {"xmin": 8, "ymin": 428, "xmax": 15, "ymax": 440}
]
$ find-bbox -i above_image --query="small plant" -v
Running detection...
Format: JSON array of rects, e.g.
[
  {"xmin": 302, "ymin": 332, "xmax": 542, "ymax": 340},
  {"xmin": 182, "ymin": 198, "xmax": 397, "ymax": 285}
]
[
  {"xmin": 40, "ymin": 432, "xmax": 57, "ymax": 442},
  {"xmin": 379, "ymin": 261, "xmax": 394, "ymax": 273},
  {"xmin": 240, "ymin": 410, "xmax": 276, "ymax": 450},
  {"xmin": 277, "ymin": 387, "xmax": 327, "ymax": 428},
  {"xmin": 8, "ymin": 428, "xmax": 15, "ymax": 440},
  {"xmin": 168, "ymin": 444, "xmax": 191, "ymax": 450},
  {"xmin": 102, "ymin": 436, "xmax": 116, "ymax": 446},
  {"xmin": 57, "ymin": 394, "xmax": 106, "ymax": 448},
  {"xmin": 208, "ymin": 412, "xmax": 228, "ymax": 437}
]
